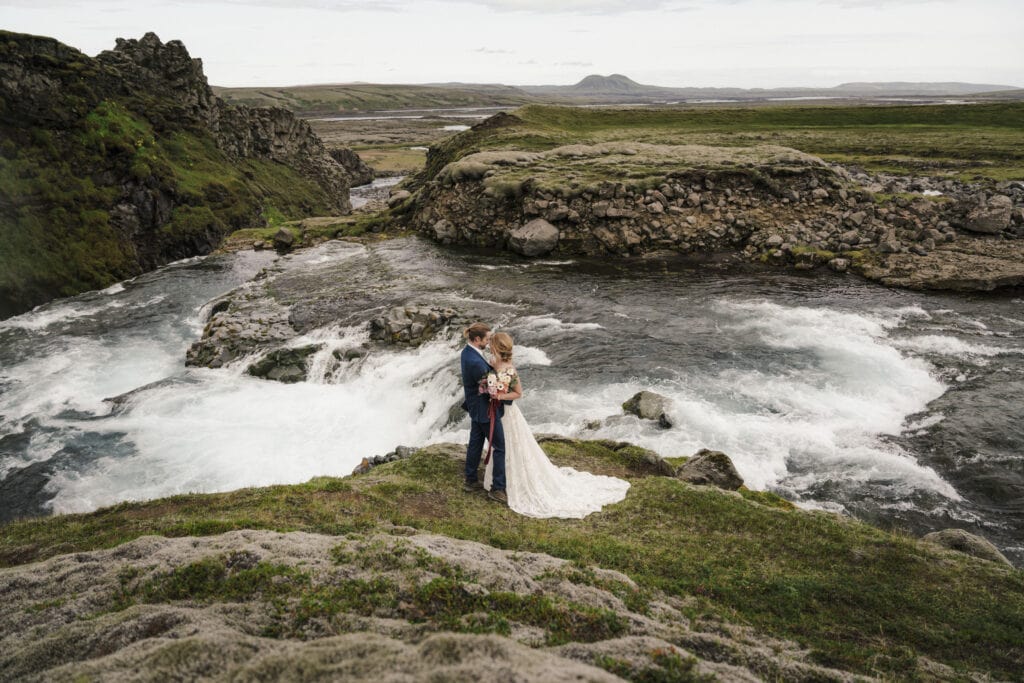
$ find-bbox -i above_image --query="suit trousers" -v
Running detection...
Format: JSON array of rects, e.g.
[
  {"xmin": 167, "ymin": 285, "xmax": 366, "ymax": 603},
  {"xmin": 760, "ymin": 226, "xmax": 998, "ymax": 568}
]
[{"xmin": 466, "ymin": 417, "xmax": 506, "ymax": 491}]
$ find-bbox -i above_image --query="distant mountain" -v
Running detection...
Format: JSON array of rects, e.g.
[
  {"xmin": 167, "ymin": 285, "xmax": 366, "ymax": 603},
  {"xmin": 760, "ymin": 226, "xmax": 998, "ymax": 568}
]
[
  {"xmin": 213, "ymin": 75, "xmax": 1024, "ymax": 114},
  {"xmin": 569, "ymin": 74, "xmax": 654, "ymax": 94},
  {"xmin": 521, "ymin": 75, "xmax": 1021, "ymax": 101}
]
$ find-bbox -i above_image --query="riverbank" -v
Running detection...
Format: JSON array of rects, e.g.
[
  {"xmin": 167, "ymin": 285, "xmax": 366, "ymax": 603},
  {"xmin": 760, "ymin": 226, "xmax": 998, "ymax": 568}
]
[
  {"xmin": 390, "ymin": 104, "xmax": 1024, "ymax": 292},
  {"xmin": 2, "ymin": 439, "xmax": 1022, "ymax": 681}
]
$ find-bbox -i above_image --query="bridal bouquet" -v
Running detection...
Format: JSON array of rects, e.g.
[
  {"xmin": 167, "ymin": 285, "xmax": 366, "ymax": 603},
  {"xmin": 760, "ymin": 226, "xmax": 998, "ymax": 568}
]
[{"xmin": 479, "ymin": 367, "xmax": 518, "ymax": 399}]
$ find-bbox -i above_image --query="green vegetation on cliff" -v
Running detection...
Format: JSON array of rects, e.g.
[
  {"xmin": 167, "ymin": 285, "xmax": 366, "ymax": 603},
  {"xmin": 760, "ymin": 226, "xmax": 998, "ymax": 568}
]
[
  {"xmin": 2, "ymin": 440, "xmax": 1021, "ymax": 680},
  {"xmin": 0, "ymin": 31, "xmax": 343, "ymax": 318}
]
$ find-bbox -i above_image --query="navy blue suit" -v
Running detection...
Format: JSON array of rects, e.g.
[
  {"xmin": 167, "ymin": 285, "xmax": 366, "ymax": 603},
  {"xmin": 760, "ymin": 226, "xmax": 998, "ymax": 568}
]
[{"xmin": 460, "ymin": 345, "xmax": 506, "ymax": 491}]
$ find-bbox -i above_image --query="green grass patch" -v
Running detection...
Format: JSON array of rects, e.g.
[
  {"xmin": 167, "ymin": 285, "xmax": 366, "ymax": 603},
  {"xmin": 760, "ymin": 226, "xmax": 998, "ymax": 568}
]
[
  {"xmin": 410, "ymin": 102, "xmax": 1024, "ymax": 195},
  {"xmin": 2, "ymin": 440, "xmax": 1022, "ymax": 679}
]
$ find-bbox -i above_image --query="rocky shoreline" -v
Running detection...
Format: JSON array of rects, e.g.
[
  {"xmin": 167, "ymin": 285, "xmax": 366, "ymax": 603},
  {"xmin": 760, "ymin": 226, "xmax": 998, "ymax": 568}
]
[{"xmin": 397, "ymin": 119, "xmax": 1024, "ymax": 292}]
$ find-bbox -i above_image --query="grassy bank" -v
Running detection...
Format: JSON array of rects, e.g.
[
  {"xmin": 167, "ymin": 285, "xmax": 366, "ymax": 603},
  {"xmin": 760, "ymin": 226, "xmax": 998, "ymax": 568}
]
[
  {"xmin": 213, "ymin": 83, "xmax": 534, "ymax": 115},
  {"xmin": 2, "ymin": 440, "xmax": 1021, "ymax": 680},
  {"xmin": 419, "ymin": 102, "xmax": 1024, "ymax": 185}
]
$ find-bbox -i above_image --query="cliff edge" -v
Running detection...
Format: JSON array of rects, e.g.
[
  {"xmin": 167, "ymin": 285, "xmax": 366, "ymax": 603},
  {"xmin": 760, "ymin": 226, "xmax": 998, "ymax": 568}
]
[{"xmin": 0, "ymin": 31, "xmax": 355, "ymax": 319}]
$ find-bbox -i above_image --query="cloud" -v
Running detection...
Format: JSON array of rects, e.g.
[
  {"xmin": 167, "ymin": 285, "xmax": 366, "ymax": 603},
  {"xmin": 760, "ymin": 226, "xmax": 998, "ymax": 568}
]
[
  {"xmin": 555, "ymin": 60, "xmax": 594, "ymax": 67},
  {"xmin": 474, "ymin": 47, "xmax": 514, "ymax": 54}
]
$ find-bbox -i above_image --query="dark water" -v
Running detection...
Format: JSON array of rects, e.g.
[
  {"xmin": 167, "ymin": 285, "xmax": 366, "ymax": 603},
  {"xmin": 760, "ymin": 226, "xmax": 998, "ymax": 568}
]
[{"xmin": 1, "ymin": 238, "xmax": 1021, "ymax": 565}]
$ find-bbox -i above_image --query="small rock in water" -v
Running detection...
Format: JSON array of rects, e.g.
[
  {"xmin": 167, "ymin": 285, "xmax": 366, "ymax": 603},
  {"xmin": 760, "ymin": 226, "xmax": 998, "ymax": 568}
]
[
  {"xmin": 622, "ymin": 391, "xmax": 673, "ymax": 429},
  {"xmin": 273, "ymin": 227, "xmax": 295, "ymax": 252}
]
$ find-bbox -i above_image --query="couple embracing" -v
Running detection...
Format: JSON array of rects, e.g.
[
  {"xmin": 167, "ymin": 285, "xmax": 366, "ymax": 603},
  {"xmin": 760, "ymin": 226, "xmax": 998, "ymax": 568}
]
[{"xmin": 459, "ymin": 322, "xmax": 630, "ymax": 519}]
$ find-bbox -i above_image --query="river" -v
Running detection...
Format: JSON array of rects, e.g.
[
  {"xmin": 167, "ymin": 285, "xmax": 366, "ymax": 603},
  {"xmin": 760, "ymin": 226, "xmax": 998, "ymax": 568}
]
[{"xmin": 1, "ymin": 237, "xmax": 1022, "ymax": 565}]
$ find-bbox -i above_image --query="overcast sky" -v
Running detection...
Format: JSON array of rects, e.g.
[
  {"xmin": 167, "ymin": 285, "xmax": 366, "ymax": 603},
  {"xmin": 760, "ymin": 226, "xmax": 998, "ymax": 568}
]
[{"xmin": 2, "ymin": 0, "xmax": 1022, "ymax": 88}]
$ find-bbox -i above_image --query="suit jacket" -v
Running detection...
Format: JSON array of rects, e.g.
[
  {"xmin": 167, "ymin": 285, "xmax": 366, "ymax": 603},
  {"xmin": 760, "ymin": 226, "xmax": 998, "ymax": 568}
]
[{"xmin": 460, "ymin": 345, "xmax": 506, "ymax": 423}]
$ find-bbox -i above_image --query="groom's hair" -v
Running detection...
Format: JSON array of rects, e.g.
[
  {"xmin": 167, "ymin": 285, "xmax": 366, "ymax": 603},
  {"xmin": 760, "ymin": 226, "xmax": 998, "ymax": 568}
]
[{"xmin": 463, "ymin": 322, "xmax": 491, "ymax": 342}]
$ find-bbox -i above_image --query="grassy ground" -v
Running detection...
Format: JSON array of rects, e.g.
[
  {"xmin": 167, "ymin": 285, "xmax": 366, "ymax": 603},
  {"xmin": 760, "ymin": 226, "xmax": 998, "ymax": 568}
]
[
  {"xmin": 352, "ymin": 145, "xmax": 427, "ymax": 175},
  {"xmin": 2, "ymin": 440, "xmax": 1021, "ymax": 680},
  {"xmin": 419, "ymin": 102, "xmax": 1024, "ymax": 185},
  {"xmin": 214, "ymin": 83, "xmax": 533, "ymax": 115}
]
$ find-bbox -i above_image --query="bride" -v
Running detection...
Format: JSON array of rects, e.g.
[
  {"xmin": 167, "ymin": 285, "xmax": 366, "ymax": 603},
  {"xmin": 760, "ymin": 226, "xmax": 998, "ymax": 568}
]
[{"xmin": 482, "ymin": 332, "xmax": 630, "ymax": 519}]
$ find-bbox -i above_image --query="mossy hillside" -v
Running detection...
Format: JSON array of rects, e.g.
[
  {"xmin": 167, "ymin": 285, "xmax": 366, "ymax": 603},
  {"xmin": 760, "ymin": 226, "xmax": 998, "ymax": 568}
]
[
  {"xmin": 417, "ymin": 102, "xmax": 1024, "ymax": 188},
  {"xmin": 2, "ymin": 440, "xmax": 1022, "ymax": 679},
  {"xmin": 0, "ymin": 97, "xmax": 336, "ymax": 317},
  {"xmin": 0, "ymin": 30, "xmax": 345, "ymax": 318}
]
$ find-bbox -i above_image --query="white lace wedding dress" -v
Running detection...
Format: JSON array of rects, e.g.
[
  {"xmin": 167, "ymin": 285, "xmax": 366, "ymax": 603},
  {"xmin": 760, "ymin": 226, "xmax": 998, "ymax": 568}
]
[{"xmin": 484, "ymin": 395, "xmax": 631, "ymax": 519}]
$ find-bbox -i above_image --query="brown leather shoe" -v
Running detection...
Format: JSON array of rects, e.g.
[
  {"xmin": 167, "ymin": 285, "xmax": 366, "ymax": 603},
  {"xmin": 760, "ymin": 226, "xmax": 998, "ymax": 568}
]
[
  {"xmin": 487, "ymin": 489, "xmax": 508, "ymax": 505},
  {"xmin": 463, "ymin": 479, "xmax": 484, "ymax": 493}
]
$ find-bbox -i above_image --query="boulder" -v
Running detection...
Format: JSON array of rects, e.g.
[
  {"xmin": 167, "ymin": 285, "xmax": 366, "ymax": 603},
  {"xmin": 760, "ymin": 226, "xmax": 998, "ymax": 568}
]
[
  {"xmin": 508, "ymin": 218, "xmax": 559, "ymax": 257},
  {"xmin": 432, "ymin": 219, "xmax": 457, "ymax": 244},
  {"xmin": 674, "ymin": 449, "xmax": 744, "ymax": 490},
  {"xmin": 922, "ymin": 529, "xmax": 1012, "ymax": 566},
  {"xmin": 622, "ymin": 391, "xmax": 673, "ymax": 429},
  {"xmin": 963, "ymin": 195, "xmax": 1013, "ymax": 234},
  {"xmin": 272, "ymin": 227, "xmax": 295, "ymax": 252},
  {"xmin": 387, "ymin": 190, "xmax": 412, "ymax": 208}
]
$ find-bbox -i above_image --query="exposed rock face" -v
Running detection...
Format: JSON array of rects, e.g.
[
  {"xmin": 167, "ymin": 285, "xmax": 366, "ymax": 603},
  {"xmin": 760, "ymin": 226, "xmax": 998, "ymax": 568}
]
[
  {"xmin": 859, "ymin": 239, "xmax": 1024, "ymax": 291},
  {"xmin": 215, "ymin": 105, "xmax": 351, "ymax": 211},
  {"xmin": 369, "ymin": 305, "xmax": 461, "ymax": 346},
  {"xmin": 329, "ymin": 148, "xmax": 374, "ymax": 187},
  {"xmin": 404, "ymin": 124, "xmax": 1024, "ymax": 292},
  {"xmin": 622, "ymin": 391, "xmax": 673, "ymax": 429},
  {"xmin": 509, "ymin": 218, "xmax": 560, "ymax": 257},
  {"xmin": 922, "ymin": 529, "xmax": 1012, "ymax": 566},
  {"xmin": 0, "ymin": 529, "xmax": 874, "ymax": 682},
  {"xmin": 96, "ymin": 33, "xmax": 215, "ymax": 123},
  {"xmin": 186, "ymin": 284, "xmax": 297, "ymax": 369},
  {"xmin": 247, "ymin": 344, "xmax": 323, "ymax": 383},
  {"xmin": 674, "ymin": 449, "xmax": 745, "ymax": 491},
  {"xmin": 0, "ymin": 30, "xmax": 354, "ymax": 319}
]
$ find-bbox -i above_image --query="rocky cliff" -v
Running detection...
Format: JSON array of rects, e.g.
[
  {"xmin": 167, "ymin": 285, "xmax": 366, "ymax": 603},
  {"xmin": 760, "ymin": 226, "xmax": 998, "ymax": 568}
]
[
  {"xmin": 400, "ymin": 113, "xmax": 1024, "ymax": 292},
  {"xmin": 0, "ymin": 31, "xmax": 358, "ymax": 319}
]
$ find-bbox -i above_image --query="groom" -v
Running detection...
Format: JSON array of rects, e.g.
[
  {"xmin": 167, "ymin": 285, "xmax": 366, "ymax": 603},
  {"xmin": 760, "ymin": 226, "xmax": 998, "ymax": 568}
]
[{"xmin": 460, "ymin": 322, "xmax": 507, "ymax": 505}]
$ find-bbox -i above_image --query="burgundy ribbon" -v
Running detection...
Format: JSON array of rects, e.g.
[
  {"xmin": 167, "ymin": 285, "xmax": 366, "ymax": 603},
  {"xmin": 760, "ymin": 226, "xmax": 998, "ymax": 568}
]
[{"xmin": 483, "ymin": 398, "xmax": 499, "ymax": 465}]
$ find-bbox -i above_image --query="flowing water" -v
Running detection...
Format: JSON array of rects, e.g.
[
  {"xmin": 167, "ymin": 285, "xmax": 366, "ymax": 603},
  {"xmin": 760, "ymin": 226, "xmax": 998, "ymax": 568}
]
[{"xmin": 2, "ymin": 238, "xmax": 1022, "ymax": 565}]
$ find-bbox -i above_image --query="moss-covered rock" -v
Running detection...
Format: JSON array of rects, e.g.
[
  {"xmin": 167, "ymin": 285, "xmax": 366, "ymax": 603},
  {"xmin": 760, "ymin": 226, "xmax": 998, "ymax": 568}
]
[{"xmin": 0, "ymin": 30, "xmax": 352, "ymax": 319}]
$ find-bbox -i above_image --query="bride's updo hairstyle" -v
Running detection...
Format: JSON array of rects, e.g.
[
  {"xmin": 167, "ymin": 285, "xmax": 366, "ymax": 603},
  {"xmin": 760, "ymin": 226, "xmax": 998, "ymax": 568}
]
[
  {"xmin": 463, "ymin": 322, "xmax": 491, "ymax": 342},
  {"xmin": 491, "ymin": 332, "xmax": 514, "ymax": 362}
]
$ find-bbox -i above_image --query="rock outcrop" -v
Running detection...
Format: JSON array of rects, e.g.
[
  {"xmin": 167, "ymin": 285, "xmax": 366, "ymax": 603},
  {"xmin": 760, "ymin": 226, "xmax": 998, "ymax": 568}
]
[
  {"xmin": 0, "ymin": 30, "xmax": 355, "ymax": 319},
  {"xmin": 674, "ymin": 449, "xmax": 745, "ymax": 491},
  {"xmin": 923, "ymin": 528, "xmax": 1013, "ymax": 566},
  {"xmin": 403, "ymin": 121, "xmax": 1024, "ymax": 292},
  {"xmin": 369, "ymin": 305, "xmax": 462, "ymax": 346},
  {"xmin": 330, "ymin": 148, "xmax": 375, "ymax": 187}
]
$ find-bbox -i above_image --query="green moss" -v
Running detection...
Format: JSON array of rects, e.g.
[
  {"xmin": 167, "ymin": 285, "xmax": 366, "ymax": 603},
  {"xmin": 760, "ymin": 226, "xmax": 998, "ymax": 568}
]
[
  {"xmin": 789, "ymin": 245, "xmax": 836, "ymax": 261},
  {"xmin": 737, "ymin": 487, "xmax": 796, "ymax": 510},
  {"xmin": 2, "ymin": 441, "xmax": 1022, "ymax": 679},
  {"xmin": 0, "ymin": 88, "xmax": 340, "ymax": 317}
]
